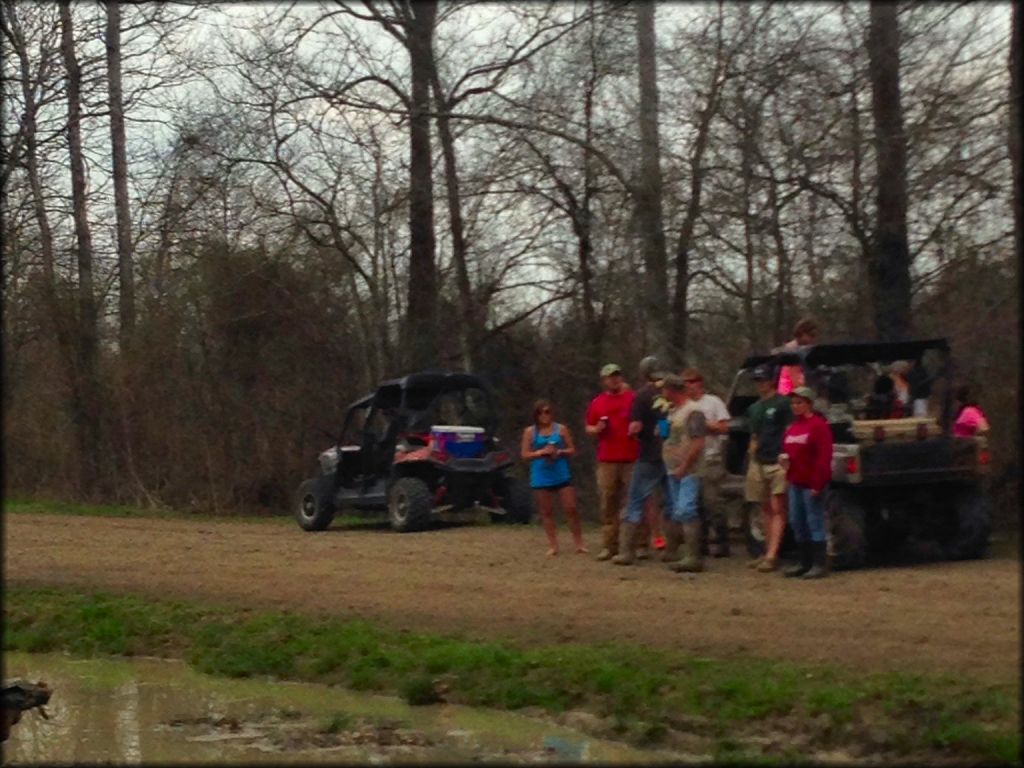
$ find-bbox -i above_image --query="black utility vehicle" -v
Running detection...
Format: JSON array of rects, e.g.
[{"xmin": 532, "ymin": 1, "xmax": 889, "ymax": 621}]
[
  {"xmin": 295, "ymin": 372, "xmax": 534, "ymax": 532},
  {"xmin": 724, "ymin": 338, "xmax": 992, "ymax": 568}
]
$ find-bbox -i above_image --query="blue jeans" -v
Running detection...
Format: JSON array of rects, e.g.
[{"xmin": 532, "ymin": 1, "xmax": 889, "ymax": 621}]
[
  {"xmin": 665, "ymin": 474, "xmax": 701, "ymax": 523},
  {"xmin": 622, "ymin": 460, "xmax": 668, "ymax": 524},
  {"xmin": 788, "ymin": 485, "xmax": 827, "ymax": 542}
]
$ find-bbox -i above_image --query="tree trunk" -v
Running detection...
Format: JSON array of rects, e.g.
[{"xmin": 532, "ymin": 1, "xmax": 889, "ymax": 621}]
[
  {"xmin": 404, "ymin": 0, "xmax": 439, "ymax": 370},
  {"xmin": 430, "ymin": 74, "xmax": 476, "ymax": 372},
  {"xmin": 1011, "ymin": 2, "xmax": 1022, "ymax": 297},
  {"xmin": 579, "ymin": 7, "xmax": 601, "ymax": 366},
  {"xmin": 866, "ymin": 1, "xmax": 912, "ymax": 342},
  {"xmin": 634, "ymin": 1, "xmax": 670, "ymax": 360},
  {"xmin": 671, "ymin": 105, "xmax": 714, "ymax": 366},
  {"xmin": 105, "ymin": 0, "xmax": 135, "ymax": 349},
  {"xmin": 60, "ymin": 0, "xmax": 101, "ymax": 495},
  {"xmin": 7, "ymin": 4, "xmax": 76, "ymax": 378}
]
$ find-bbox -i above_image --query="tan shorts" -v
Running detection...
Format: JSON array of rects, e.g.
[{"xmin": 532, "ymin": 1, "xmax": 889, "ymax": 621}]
[{"xmin": 745, "ymin": 460, "xmax": 787, "ymax": 502}]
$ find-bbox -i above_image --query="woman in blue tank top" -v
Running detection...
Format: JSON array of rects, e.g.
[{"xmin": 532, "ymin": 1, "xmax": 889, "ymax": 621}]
[{"xmin": 520, "ymin": 400, "xmax": 586, "ymax": 556}]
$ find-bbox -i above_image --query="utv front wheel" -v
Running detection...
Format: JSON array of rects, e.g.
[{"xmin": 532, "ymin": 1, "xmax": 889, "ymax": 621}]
[
  {"xmin": 295, "ymin": 478, "xmax": 336, "ymax": 532},
  {"xmin": 494, "ymin": 477, "xmax": 534, "ymax": 524},
  {"xmin": 388, "ymin": 477, "xmax": 432, "ymax": 532}
]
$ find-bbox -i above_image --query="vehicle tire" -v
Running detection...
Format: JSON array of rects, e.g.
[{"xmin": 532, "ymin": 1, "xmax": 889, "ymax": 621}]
[
  {"xmin": 826, "ymin": 488, "xmax": 867, "ymax": 570},
  {"xmin": 942, "ymin": 486, "xmax": 991, "ymax": 560},
  {"xmin": 388, "ymin": 477, "xmax": 433, "ymax": 532},
  {"xmin": 494, "ymin": 477, "xmax": 534, "ymax": 524},
  {"xmin": 295, "ymin": 478, "xmax": 337, "ymax": 532}
]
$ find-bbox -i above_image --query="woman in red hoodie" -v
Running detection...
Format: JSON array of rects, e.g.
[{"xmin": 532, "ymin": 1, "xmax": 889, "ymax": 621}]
[{"xmin": 779, "ymin": 386, "xmax": 833, "ymax": 579}]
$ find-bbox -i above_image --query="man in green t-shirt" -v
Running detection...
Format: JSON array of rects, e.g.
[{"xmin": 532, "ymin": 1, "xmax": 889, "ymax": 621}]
[{"xmin": 744, "ymin": 365, "xmax": 793, "ymax": 572}]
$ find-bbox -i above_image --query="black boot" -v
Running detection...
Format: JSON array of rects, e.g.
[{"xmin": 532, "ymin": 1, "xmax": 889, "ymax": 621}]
[
  {"xmin": 802, "ymin": 541, "xmax": 830, "ymax": 579},
  {"xmin": 712, "ymin": 521, "xmax": 731, "ymax": 558},
  {"xmin": 785, "ymin": 542, "xmax": 813, "ymax": 578}
]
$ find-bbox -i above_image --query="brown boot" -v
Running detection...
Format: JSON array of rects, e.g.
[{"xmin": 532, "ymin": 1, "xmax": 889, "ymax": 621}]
[
  {"xmin": 612, "ymin": 522, "xmax": 638, "ymax": 565},
  {"xmin": 671, "ymin": 522, "xmax": 705, "ymax": 573},
  {"xmin": 662, "ymin": 521, "xmax": 684, "ymax": 563}
]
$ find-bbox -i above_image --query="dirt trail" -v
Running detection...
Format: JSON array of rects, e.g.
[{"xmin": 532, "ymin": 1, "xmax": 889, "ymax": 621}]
[{"xmin": 4, "ymin": 514, "xmax": 1019, "ymax": 685}]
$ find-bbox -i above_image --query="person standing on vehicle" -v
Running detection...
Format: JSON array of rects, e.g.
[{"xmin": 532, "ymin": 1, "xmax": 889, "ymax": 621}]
[
  {"xmin": 614, "ymin": 356, "xmax": 670, "ymax": 565},
  {"xmin": 661, "ymin": 374, "xmax": 708, "ymax": 573},
  {"xmin": 953, "ymin": 385, "xmax": 990, "ymax": 438},
  {"xmin": 682, "ymin": 368, "xmax": 732, "ymax": 558},
  {"xmin": 888, "ymin": 361, "xmax": 912, "ymax": 417},
  {"xmin": 585, "ymin": 364, "xmax": 639, "ymax": 561},
  {"xmin": 745, "ymin": 365, "xmax": 792, "ymax": 572},
  {"xmin": 521, "ymin": 400, "xmax": 586, "ymax": 557},
  {"xmin": 777, "ymin": 318, "xmax": 819, "ymax": 395},
  {"xmin": 779, "ymin": 386, "xmax": 834, "ymax": 579}
]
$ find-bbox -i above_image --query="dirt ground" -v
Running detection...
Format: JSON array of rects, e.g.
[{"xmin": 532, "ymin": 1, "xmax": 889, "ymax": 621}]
[{"xmin": 3, "ymin": 513, "xmax": 1019, "ymax": 686}]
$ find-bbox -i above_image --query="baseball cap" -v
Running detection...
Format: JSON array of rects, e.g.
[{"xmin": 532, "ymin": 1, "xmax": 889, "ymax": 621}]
[
  {"xmin": 790, "ymin": 386, "xmax": 815, "ymax": 401},
  {"xmin": 600, "ymin": 363, "xmax": 622, "ymax": 377},
  {"xmin": 661, "ymin": 373, "xmax": 686, "ymax": 390},
  {"xmin": 638, "ymin": 355, "xmax": 661, "ymax": 380},
  {"xmin": 751, "ymin": 365, "xmax": 773, "ymax": 381}
]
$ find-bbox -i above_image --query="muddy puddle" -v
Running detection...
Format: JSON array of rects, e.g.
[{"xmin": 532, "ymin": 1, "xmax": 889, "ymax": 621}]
[{"xmin": 2, "ymin": 652, "xmax": 684, "ymax": 764}]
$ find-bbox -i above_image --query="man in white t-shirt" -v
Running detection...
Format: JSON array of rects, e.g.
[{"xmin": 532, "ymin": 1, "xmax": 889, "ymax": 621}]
[{"xmin": 682, "ymin": 368, "xmax": 732, "ymax": 557}]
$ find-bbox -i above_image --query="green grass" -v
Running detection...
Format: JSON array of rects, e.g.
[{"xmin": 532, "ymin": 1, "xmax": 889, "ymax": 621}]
[
  {"xmin": 3, "ymin": 586, "xmax": 1018, "ymax": 763},
  {"xmin": 318, "ymin": 712, "xmax": 354, "ymax": 734}
]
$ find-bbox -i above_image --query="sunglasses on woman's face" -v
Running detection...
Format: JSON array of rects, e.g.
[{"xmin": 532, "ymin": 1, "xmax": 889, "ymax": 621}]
[{"xmin": 539, "ymin": 408, "xmax": 552, "ymax": 415}]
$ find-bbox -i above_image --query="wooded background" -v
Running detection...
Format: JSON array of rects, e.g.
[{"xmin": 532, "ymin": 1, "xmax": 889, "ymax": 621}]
[{"xmin": 2, "ymin": 1, "xmax": 1020, "ymax": 523}]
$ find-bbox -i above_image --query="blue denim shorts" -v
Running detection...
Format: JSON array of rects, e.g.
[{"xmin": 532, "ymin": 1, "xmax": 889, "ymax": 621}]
[{"xmin": 665, "ymin": 474, "xmax": 701, "ymax": 523}]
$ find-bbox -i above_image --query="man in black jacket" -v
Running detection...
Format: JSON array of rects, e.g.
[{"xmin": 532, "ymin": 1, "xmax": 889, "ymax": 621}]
[{"xmin": 612, "ymin": 356, "xmax": 673, "ymax": 565}]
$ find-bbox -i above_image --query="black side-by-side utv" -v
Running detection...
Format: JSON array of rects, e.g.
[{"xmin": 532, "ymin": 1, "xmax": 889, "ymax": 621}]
[{"xmin": 295, "ymin": 372, "xmax": 534, "ymax": 532}]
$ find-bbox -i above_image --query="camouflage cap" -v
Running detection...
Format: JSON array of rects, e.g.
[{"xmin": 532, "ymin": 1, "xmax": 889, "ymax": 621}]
[
  {"xmin": 661, "ymin": 373, "xmax": 686, "ymax": 391},
  {"xmin": 600, "ymin": 363, "xmax": 622, "ymax": 377},
  {"xmin": 790, "ymin": 386, "xmax": 815, "ymax": 401}
]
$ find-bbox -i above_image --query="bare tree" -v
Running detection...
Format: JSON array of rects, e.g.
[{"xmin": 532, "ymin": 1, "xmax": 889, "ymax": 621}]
[
  {"xmin": 633, "ymin": 1, "xmax": 670, "ymax": 359},
  {"xmin": 1011, "ymin": 2, "xmax": 1022, "ymax": 289},
  {"xmin": 866, "ymin": 1, "xmax": 912, "ymax": 341},
  {"xmin": 59, "ymin": 0, "xmax": 102, "ymax": 494},
  {"xmin": 105, "ymin": 0, "xmax": 135, "ymax": 348}
]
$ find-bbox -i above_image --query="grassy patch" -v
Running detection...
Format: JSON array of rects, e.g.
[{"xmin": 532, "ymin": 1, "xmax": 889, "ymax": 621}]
[
  {"xmin": 318, "ymin": 712, "xmax": 353, "ymax": 734},
  {"xmin": 3, "ymin": 586, "xmax": 1018, "ymax": 764}
]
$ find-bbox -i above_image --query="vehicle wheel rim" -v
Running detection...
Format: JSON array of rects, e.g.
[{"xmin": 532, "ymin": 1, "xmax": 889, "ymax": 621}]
[
  {"xmin": 300, "ymin": 493, "xmax": 317, "ymax": 520},
  {"xmin": 393, "ymin": 492, "xmax": 409, "ymax": 523}
]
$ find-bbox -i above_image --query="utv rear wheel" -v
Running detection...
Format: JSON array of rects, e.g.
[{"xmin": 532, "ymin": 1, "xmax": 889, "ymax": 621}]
[
  {"xmin": 295, "ymin": 478, "xmax": 336, "ymax": 532},
  {"xmin": 494, "ymin": 477, "xmax": 534, "ymax": 524},
  {"xmin": 388, "ymin": 477, "xmax": 432, "ymax": 532},
  {"xmin": 942, "ymin": 486, "xmax": 991, "ymax": 560},
  {"xmin": 826, "ymin": 488, "xmax": 867, "ymax": 570}
]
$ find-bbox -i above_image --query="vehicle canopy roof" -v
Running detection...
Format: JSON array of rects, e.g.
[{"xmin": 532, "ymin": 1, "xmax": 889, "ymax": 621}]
[
  {"xmin": 740, "ymin": 338, "xmax": 950, "ymax": 370},
  {"xmin": 344, "ymin": 371, "xmax": 489, "ymax": 413},
  {"xmin": 383, "ymin": 371, "xmax": 485, "ymax": 396}
]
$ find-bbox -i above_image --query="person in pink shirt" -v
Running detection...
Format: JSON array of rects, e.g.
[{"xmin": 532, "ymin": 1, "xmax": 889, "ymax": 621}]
[
  {"xmin": 779, "ymin": 386, "xmax": 833, "ymax": 579},
  {"xmin": 777, "ymin": 318, "xmax": 819, "ymax": 395},
  {"xmin": 953, "ymin": 386, "xmax": 990, "ymax": 438}
]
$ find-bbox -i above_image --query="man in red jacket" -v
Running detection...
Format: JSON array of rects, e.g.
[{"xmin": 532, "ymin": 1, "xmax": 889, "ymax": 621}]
[
  {"xmin": 585, "ymin": 363, "xmax": 639, "ymax": 560},
  {"xmin": 779, "ymin": 386, "xmax": 834, "ymax": 579}
]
